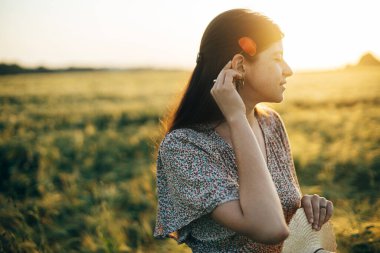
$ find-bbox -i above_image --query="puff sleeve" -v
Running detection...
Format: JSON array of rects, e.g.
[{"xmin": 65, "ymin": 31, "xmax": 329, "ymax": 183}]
[{"xmin": 153, "ymin": 129, "xmax": 240, "ymax": 242}]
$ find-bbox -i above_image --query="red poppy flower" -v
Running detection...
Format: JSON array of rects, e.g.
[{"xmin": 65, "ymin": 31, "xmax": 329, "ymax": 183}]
[{"xmin": 238, "ymin": 37, "xmax": 257, "ymax": 56}]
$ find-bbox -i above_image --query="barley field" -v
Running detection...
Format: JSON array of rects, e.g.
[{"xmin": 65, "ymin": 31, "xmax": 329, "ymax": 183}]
[{"xmin": 0, "ymin": 66, "xmax": 379, "ymax": 252}]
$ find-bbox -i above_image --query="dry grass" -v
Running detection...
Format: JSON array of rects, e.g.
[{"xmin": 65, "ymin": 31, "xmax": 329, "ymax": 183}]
[{"xmin": 0, "ymin": 66, "xmax": 379, "ymax": 252}]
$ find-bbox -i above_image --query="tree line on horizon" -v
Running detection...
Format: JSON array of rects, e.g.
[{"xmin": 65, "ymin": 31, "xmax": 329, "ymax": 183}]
[
  {"xmin": 0, "ymin": 63, "xmax": 105, "ymax": 75},
  {"xmin": 1, "ymin": 53, "xmax": 379, "ymax": 75}
]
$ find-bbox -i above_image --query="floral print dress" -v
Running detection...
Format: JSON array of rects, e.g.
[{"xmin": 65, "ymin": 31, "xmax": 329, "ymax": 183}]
[{"xmin": 154, "ymin": 106, "xmax": 302, "ymax": 252}]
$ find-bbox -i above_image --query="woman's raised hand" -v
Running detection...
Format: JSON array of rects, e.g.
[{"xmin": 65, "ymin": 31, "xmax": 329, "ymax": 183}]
[
  {"xmin": 301, "ymin": 194, "xmax": 334, "ymax": 231},
  {"xmin": 210, "ymin": 61, "xmax": 246, "ymax": 123}
]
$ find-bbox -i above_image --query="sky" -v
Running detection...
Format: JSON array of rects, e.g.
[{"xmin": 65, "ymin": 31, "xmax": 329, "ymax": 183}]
[{"xmin": 0, "ymin": 0, "xmax": 379, "ymax": 71}]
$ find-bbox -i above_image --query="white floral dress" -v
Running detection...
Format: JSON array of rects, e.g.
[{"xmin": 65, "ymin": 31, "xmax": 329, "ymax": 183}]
[{"xmin": 154, "ymin": 106, "xmax": 302, "ymax": 252}]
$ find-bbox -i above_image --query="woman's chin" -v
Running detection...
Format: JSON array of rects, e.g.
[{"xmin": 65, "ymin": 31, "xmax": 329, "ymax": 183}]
[{"xmin": 268, "ymin": 95, "xmax": 284, "ymax": 103}]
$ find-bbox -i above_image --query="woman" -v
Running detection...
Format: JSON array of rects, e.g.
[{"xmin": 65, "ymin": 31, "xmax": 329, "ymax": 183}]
[{"xmin": 153, "ymin": 9, "xmax": 334, "ymax": 252}]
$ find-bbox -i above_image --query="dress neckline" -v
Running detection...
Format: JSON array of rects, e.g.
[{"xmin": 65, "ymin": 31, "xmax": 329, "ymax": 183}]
[{"xmin": 208, "ymin": 108, "xmax": 269, "ymax": 166}]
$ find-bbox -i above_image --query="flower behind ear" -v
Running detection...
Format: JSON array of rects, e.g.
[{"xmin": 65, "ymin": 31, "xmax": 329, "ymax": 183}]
[{"xmin": 238, "ymin": 37, "xmax": 257, "ymax": 57}]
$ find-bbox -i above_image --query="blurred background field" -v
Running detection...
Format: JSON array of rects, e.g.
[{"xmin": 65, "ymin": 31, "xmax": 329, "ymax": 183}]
[{"xmin": 0, "ymin": 66, "xmax": 379, "ymax": 253}]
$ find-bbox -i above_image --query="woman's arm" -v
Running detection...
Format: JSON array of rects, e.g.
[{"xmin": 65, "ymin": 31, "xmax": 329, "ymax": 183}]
[
  {"xmin": 210, "ymin": 61, "xmax": 288, "ymax": 244},
  {"xmin": 211, "ymin": 115, "xmax": 288, "ymax": 244}
]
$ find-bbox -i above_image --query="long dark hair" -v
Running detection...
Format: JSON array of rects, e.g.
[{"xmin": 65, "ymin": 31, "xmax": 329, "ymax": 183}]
[{"xmin": 163, "ymin": 9, "xmax": 284, "ymax": 134}]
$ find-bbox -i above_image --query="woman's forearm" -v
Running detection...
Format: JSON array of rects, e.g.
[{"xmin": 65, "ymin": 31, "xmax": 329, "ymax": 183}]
[{"xmin": 228, "ymin": 115, "xmax": 288, "ymax": 238}]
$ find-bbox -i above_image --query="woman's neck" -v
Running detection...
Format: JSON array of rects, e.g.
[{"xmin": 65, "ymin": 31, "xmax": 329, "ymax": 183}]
[{"xmin": 246, "ymin": 104, "xmax": 258, "ymax": 127}]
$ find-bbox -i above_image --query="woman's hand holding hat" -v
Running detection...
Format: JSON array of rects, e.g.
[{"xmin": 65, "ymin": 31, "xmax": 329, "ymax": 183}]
[
  {"xmin": 282, "ymin": 208, "xmax": 337, "ymax": 253},
  {"xmin": 301, "ymin": 194, "xmax": 334, "ymax": 231}
]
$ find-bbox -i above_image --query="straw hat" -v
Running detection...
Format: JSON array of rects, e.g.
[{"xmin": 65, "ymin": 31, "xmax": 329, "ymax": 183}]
[{"xmin": 282, "ymin": 208, "xmax": 337, "ymax": 253}]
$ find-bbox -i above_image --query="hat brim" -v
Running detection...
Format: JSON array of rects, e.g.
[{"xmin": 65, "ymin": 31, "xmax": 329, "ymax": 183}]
[{"xmin": 282, "ymin": 208, "xmax": 337, "ymax": 253}]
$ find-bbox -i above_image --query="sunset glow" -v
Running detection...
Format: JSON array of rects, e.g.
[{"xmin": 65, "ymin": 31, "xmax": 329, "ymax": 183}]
[{"xmin": 0, "ymin": 0, "xmax": 379, "ymax": 71}]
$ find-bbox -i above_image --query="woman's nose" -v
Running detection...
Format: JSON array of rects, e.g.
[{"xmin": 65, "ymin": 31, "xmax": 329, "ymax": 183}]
[{"xmin": 283, "ymin": 61, "xmax": 293, "ymax": 77}]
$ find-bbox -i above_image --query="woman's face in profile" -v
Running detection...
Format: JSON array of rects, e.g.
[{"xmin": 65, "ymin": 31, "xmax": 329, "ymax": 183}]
[{"xmin": 241, "ymin": 40, "xmax": 293, "ymax": 104}]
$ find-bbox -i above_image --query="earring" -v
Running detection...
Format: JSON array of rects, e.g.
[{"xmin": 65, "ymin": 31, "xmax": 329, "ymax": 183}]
[
  {"xmin": 235, "ymin": 77, "xmax": 245, "ymax": 90},
  {"xmin": 237, "ymin": 64, "xmax": 245, "ymax": 89},
  {"xmin": 233, "ymin": 73, "xmax": 245, "ymax": 90}
]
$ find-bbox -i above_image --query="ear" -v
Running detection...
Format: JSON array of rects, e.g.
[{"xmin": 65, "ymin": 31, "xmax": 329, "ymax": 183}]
[{"xmin": 231, "ymin": 53, "xmax": 245, "ymax": 74}]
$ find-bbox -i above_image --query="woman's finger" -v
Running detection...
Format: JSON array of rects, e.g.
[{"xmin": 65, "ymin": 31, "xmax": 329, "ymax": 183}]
[
  {"xmin": 301, "ymin": 196, "xmax": 314, "ymax": 224},
  {"xmin": 311, "ymin": 194, "xmax": 320, "ymax": 230},
  {"xmin": 224, "ymin": 69, "xmax": 243, "ymax": 87},
  {"xmin": 222, "ymin": 60, "xmax": 232, "ymax": 70},
  {"xmin": 215, "ymin": 61, "xmax": 237, "ymax": 87},
  {"xmin": 318, "ymin": 197, "xmax": 328, "ymax": 230},
  {"xmin": 213, "ymin": 70, "xmax": 226, "ymax": 88},
  {"xmin": 323, "ymin": 200, "xmax": 334, "ymax": 224},
  {"xmin": 215, "ymin": 61, "xmax": 231, "ymax": 83}
]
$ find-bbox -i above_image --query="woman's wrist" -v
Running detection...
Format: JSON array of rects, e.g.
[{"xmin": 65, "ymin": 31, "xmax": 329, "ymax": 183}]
[{"xmin": 225, "ymin": 112, "xmax": 247, "ymax": 126}]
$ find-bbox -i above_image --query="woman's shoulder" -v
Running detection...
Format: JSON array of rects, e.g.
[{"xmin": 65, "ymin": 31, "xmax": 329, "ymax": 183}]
[
  {"xmin": 257, "ymin": 105, "xmax": 290, "ymax": 144},
  {"xmin": 158, "ymin": 125, "xmax": 215, "ymax": 154},
  {"xmin": 161, "ymin": 125, "xmax": 211, "ymax": 144},
  {"xmin": 256, "ymin": 104, "xmax": 283, "ymax": 125}
]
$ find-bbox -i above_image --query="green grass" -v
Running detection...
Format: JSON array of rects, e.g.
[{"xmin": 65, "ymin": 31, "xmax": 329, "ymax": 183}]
[{"xmin": 0, "ymin": 67, "xmax": 379, "ymax": 252}]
